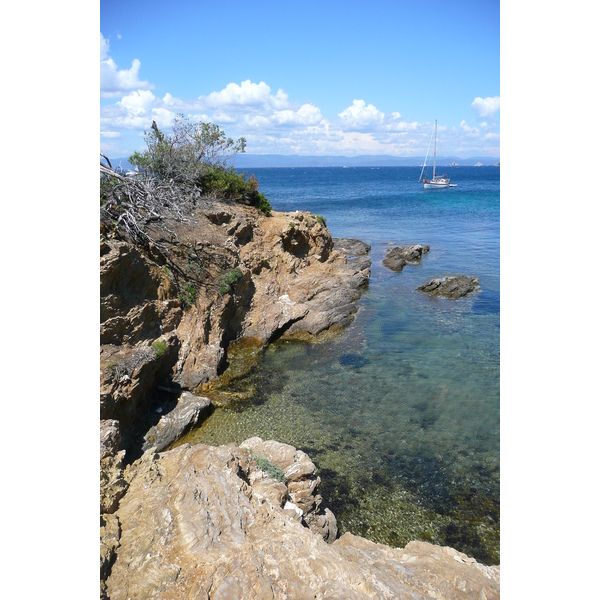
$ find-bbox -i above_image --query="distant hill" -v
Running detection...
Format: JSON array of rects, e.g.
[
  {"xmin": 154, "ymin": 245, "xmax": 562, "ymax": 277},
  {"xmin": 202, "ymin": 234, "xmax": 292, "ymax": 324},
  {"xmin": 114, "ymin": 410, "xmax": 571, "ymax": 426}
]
[
  {"xmin": 232, "ymin": 154, "xmax": 499, "ymax": 168},
  {"xmin": 104, "ymin": 154, "xmax": 500, "ymax": 172}
]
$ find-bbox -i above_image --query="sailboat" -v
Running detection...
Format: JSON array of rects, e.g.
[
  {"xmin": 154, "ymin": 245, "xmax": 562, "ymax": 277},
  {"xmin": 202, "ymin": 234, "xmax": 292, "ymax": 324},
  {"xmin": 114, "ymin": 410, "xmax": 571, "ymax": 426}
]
[{"xmin": 419, "ymin": 120, "xmax": 451, "ymax": 189}]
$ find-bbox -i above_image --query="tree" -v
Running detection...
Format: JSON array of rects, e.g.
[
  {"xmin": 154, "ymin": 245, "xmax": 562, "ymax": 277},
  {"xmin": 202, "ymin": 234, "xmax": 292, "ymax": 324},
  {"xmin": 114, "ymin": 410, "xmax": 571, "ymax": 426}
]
[{"xmin": 129, "ymin": 114, "xmax": 247, "ymax": 185}]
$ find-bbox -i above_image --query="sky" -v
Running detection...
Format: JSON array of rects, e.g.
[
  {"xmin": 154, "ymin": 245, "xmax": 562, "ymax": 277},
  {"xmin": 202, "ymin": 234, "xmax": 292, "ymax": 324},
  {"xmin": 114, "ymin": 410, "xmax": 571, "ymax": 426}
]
[{"xmin": 100, "ymin": 0, "xmax": 499, "ymax": 160}]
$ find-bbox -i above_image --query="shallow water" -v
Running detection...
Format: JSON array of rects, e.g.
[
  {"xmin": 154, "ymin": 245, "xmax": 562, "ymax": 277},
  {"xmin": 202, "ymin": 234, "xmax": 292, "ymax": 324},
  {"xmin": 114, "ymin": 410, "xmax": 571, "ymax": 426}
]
[{"xmin": 177, "ymin": 166, "xmax": 500, "ymax": 564}]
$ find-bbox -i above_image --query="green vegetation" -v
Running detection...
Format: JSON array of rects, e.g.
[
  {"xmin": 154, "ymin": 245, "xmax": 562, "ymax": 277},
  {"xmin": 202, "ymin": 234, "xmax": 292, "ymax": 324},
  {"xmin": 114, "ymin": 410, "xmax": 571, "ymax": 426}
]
[
  {"xmin": 219, "ymin": 268, "xmax": 243, "ymax": 296},
  {"xmin": 178, "ymin": 282, "xmax": 197, "ymax": 307},
  {"xmin": 249, "ymin": 450, "xmax": 286, "ymax": 483},
  {"xmin": 128, "ymin": 114, "xmax": 271, "ymax": 215},
  {"xmin": 151, "ymin": 339, "xmax": 168, "ymax": 358},
  {"xmin": 315, "ymin": 214, "xmax": 327, "ymax": 226},
  {"xmin": 289, "ymin": 222, "xmax": 295, "ymax": 229}
]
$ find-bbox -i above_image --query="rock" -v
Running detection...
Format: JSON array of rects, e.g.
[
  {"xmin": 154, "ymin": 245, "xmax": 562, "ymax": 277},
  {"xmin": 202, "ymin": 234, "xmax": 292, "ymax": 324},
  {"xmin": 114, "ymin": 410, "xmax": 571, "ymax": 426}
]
[
  {"xmin": 141, "ymin": 392, "xmax": 211, "ymax": 452},
  {"xmin": 241, "ymin": 437, "xmax": 333, "ymax": 542},
  {"xmin": 383, "ymin": 244, "xmax": 430, "ymax": 272},
  {"xmin": 100, "ymin": 420, "xmax": 128, "ymax": 515},
  {"xmin": 418, "ymin": 275, "xmax": 480, "ymax": 298},
  {"xmin": 105, "ymin": 442, "xmax": 498, "ymax": 599},
  {"xmin": 333, "ymin": 238, "xmax": 372, "ymax": 256}
]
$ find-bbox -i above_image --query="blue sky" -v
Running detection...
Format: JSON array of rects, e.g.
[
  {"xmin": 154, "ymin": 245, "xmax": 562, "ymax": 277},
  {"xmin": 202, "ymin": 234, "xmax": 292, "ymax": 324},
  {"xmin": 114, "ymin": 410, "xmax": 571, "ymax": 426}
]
[{"xmin": 100, "ymin": 0, "xmax": 499, "ymax": 159}]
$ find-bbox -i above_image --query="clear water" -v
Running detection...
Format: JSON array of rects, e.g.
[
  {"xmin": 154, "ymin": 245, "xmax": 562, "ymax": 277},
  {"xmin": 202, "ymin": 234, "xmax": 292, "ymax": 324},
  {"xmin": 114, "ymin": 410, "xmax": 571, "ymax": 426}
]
[{"xmin": 178, "ymin": 166, "xmax": 500, "ymax": 564}]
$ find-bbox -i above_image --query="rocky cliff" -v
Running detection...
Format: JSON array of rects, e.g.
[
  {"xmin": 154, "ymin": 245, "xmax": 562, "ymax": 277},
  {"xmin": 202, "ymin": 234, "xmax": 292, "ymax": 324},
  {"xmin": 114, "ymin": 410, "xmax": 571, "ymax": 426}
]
[{"xmin": 100, "ymin": 197, "xmax": 499, "ymax": 598}]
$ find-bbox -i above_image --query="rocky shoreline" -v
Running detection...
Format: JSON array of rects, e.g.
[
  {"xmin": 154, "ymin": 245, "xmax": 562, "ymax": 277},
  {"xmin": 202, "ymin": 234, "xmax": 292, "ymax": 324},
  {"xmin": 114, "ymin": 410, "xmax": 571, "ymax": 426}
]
[{"xmin": 100, "ymin": 198, "xmax": 499, "ymax": 598}]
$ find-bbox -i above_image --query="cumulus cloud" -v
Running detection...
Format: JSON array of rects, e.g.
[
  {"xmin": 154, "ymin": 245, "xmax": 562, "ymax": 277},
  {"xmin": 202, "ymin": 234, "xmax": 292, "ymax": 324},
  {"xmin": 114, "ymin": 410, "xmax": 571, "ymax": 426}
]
[
  {"xmin": 201, "ymin": 80, "xmax": 274, "ymax": 108},
  {"xmin": 471, "ymin": 96, "xmax": 500, "ymax": 117},
  {"xmin": 100, "ymin": 32, "xmax": 153, "ymax": 98},
  {"xmin": 338, "ymin": 100, "xmax": 385, "ymax": 130},
  {"xmin": 460, "ymin": 120, "xmax": 480, "ymax": 136}
]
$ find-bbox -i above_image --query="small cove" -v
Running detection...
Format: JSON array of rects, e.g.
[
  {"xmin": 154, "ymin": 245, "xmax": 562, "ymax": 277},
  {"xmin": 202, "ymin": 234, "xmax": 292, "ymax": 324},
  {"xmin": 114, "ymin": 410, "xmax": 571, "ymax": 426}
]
[{"xmin": 175, "ymin": 166, "xmax": 500, "ymax": 564}]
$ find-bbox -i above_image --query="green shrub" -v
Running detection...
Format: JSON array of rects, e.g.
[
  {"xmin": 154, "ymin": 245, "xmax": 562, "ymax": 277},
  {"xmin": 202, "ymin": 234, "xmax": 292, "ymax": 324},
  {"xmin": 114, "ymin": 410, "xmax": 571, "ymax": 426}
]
[
  {"xmin": 315, "ymin": 214, "xmax": 326, "ymax": 226},
  {"xmin": 151, "ymin": 339, "xmax": 168, "ymax": 358},
  {"xmin": 219, "ymin": 268, "xmax": 243, "ymax": 296},
  {"xmin": 178, "ymin": 282, "xmax": 197, "ymax": 307},
  {"xmin": 249, "ymin": 451, "xmax": 286, "ymax": 483}
]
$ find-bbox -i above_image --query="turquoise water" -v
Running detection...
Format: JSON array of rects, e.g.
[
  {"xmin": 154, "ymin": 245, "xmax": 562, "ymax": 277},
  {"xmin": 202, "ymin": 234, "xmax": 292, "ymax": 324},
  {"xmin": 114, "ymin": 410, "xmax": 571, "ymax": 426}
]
[{"xmin": 181, "ymin": 167, "xmax": 500, "ymax": 564}]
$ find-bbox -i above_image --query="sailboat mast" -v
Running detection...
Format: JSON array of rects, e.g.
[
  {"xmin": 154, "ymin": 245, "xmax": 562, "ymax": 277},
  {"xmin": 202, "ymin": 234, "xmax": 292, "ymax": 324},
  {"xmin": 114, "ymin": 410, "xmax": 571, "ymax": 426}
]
[{"xmin": 433, "ymin": 119, "xmax": 437, "ymax": 179}]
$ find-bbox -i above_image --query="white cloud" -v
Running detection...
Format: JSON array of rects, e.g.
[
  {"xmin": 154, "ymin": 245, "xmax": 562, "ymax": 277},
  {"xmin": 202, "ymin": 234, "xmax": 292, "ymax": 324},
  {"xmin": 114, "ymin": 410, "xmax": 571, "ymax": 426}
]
[
  {"xmin": 201, "ymin": 80, "xmax": 273, "ymax": 108},
  {"xmin": 471, "ymin": 96, "xmax": 500, "ymax": 117},
  {"xmin": 100, "ymin": 31, "xmax": 153, "ymax": 98},
  {"xmin": 460, "ymin": 119, "xmax": 480, "ymax": 136},
  {"xmin": 338, "ymin": 99, "xmax": 385, "ymax": 130},
  {"xmin": 100, "ymin": 131, "xmax": 121, "ymax": 138},
  {"xmin": 117, "ymin": 90, "xmax": 155, "ymax": 115}
]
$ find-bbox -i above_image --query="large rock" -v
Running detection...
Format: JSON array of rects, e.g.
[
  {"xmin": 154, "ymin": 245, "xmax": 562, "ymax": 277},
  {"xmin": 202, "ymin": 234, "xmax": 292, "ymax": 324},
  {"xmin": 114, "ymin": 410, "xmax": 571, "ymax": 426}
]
[
  {"xmin": 383, "ymin": 244, "xmax": 430, "ymax": 272},
  {"xmin": 418, "ymin": 275, "xmax": 480, "ymax": 298},
  {"xmin": 240, "ymin": 212, "xmax": 371, "ymax": 342},
  {"xmin": 141, "ymin": 392, "xmax": 211, "ymax": 452},
  {"xmin": 105, "ymin": 442, "xmax": 499, "ymax": 599},
  {"xmin": 100, "ymin": 419, "xmax": 128, "ymax": 515},
  {"xmin": 240, "ymin": 437, "xmax": 337, "ymax": 542},
  {"xmin": 333, "ymin": 238, "xmax": 372, "ymax": 256}
]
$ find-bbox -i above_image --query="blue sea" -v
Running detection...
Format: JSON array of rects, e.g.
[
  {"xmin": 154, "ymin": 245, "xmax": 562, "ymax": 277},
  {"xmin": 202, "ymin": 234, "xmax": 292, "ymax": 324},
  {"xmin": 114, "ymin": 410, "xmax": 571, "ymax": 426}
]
[{"xmin": 180, "ymin": 166, "xmax": 500, "ymax": 564}]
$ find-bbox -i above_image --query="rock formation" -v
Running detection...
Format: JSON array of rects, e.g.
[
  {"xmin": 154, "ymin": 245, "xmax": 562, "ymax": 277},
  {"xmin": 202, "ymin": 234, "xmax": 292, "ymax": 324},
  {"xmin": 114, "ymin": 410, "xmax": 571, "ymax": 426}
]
[
  {"xmin": 417, "ymin": 275, "xmax": 480, "ymax": 299},
  {"xmin": 104, "ymin": 441, "xmax": 499, "ymax": 600},
  {"xmin": 383, "ymin": 244, "xmax": 430, "ymax": 272},
  {"xmin": 100, "ymin": 197, "xmax": 499, "ymax": 598}
]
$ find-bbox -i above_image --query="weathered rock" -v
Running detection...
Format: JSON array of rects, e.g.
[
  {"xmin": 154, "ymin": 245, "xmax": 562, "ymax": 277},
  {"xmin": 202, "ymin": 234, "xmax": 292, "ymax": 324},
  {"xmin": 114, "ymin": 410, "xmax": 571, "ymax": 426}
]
[
  {"xmin": 383, "ymin": 244, "xmax": 430, "ymax": 272},
  {"xmin": 106, "ymin": 442, "xmax": 498, "ymax": 599},
  {"xmin": 333, "ymin": 237, "xmax": 372, "ymax": 256},
  {"xmin": 100, "ymin": 420, "xmax": 128, "ymax": 515},
  {"xmin": 241, "ymin": 437, "xmax": 336, "ymax": 542},
  {"xmin": 141, "ymin": 392, "xmax": 211, "ymax": 452},
  {"xmin": 418, "ymin": 275, "xmax": 480, "ymax": 298},
  {"xmin": 100, "ymin": 332, "xmax": 180, "ymax": 425},
  {"xmin": 239, "ymin": 211, "xmax": 371, "ymax": 342}
]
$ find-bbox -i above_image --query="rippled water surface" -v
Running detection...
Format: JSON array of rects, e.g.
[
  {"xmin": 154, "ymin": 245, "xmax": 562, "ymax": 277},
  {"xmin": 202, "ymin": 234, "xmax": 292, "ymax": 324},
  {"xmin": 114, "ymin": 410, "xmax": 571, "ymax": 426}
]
[{"xmin": 178, "ymin": 166, "xmax": 500, "ymax": 564}]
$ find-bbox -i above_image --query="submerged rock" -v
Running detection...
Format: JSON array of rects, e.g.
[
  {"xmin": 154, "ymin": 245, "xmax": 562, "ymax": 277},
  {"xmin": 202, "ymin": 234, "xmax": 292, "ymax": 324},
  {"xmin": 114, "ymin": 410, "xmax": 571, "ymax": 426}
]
[
  {"xmin": 383, "ymin": 244, "xmax": 430, "ymax": 272},
  {"xmin": 418, "ymin": 275, "xmax": 480, "ymax": 299}
]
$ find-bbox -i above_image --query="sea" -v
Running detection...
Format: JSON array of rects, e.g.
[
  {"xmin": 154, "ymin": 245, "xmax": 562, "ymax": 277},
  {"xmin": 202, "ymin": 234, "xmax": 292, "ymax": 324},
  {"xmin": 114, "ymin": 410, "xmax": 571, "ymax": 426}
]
[{"xmin": 178, "ymin": 166, "xmax": 500, "ymax": 564}]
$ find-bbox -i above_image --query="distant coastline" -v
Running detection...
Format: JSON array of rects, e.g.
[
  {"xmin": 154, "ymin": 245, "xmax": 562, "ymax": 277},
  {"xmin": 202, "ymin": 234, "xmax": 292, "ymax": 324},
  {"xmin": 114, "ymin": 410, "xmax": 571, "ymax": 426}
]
[{"xmin": 110, "ymin": 154, "xmax": 501, "ymax": 171}]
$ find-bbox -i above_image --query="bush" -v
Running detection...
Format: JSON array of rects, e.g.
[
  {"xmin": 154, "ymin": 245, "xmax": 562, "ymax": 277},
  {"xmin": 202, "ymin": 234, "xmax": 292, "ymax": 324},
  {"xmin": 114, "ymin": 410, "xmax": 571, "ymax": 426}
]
[
  {"xmin": 315, "ymin": 214, "xmax": 327, "ymax": 226},
  {"xmin": 250, "ymin": 451, "xmax": 286, "ymax": 483},
  {"xmin": 219, "ymin": 268, "xmax": 243, "ymax": 296},
  {"xmin": 178, "ymin": 283, "xmax": 197, "ymax": 307},
  {"xmin": 151, "ymin": 339, "xmax": 168, "ymax": 358},
  {"xmin": 127, "ymin": 115, "xmax": 272, "ymax": 215}
]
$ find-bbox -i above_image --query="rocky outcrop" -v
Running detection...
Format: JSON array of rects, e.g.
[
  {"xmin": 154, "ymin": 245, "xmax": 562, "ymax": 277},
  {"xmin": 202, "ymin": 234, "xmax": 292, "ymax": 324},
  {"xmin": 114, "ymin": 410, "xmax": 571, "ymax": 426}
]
[
  {"xmin": 101, "ymin": 203, "xmax": 371, "ymax": 414},
  {"xmin": 241, "ymin": 437, "xmax": 338, "ymax": 542},
  {"xmin": 141, "ymin": 392, "xmax": 211, "ymax": 452},
  {"xmin": 333, "ymin": 237, "xmax": 371, "ymax": 256},
  {"xmin": 418, "ymin": 275, "xmax": 480, "ymax": 299},
  {"xmin": 383, "ymin": 244, "xmax": 430, "ymax": 272},
  {"xmin": 104, "ymin": 441, "xmax": 499, "ymax": 600}
]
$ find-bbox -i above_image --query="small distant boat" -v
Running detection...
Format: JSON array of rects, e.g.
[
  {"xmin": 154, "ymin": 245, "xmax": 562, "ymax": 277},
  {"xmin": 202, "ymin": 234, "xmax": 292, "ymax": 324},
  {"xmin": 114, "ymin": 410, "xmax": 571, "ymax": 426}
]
[
  {"xmin": 474, "ymin": 162, "xmax": 483, "ymax": 167},
  {"xmin": 419, "ymin": 120, "xmax": 451, "ymax": 189},
  {"xmin": 450, "ymin": 161, "xmax": 459, "ymax": 167},
  {"xmin": 494, "ymin": 161, "xmax": 500, "ymax": 167}
]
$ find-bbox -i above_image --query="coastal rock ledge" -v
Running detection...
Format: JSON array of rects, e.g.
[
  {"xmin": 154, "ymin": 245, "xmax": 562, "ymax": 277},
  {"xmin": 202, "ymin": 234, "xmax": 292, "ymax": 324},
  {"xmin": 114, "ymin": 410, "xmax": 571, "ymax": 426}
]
[
  {"xmin": 418, "ymin": 275, "xmax": 480, "ymax": 299},
  {"xmin": 104, "ymin": 441, "xmax": 499, "ymax": 600}
]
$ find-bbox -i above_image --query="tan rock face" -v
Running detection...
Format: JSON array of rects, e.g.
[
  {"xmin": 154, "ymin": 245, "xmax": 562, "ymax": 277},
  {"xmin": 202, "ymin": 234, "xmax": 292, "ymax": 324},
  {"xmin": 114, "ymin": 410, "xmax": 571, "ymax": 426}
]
[{"xmin": 105, "ymin": 442, "xmax": 499, "ymax": 600}]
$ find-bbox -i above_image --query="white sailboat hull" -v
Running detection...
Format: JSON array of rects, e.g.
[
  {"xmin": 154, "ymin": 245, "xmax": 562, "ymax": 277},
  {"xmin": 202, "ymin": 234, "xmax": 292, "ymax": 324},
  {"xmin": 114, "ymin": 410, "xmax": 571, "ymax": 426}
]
[{"xmin": 423, "ymin": 179, "xmax": 449, "ymax": 189}]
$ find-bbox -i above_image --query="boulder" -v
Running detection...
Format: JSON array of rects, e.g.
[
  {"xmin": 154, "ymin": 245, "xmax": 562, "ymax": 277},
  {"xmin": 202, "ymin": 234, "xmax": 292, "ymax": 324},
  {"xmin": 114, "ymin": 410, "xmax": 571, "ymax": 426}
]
[
  {"xmin": 333, "ymin": 238, "xmax": 372, "ymax": 256},
  {"xmin": 141, "ymin": 392, "xmax": 211, "ymax": 452},
  {"xmin": 383, "ymin": 244, "xmax": 430, "ymax": 272},
  {"xmin": 418, "ymin": 275, "xmax": 480, "ymax": 299}
]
